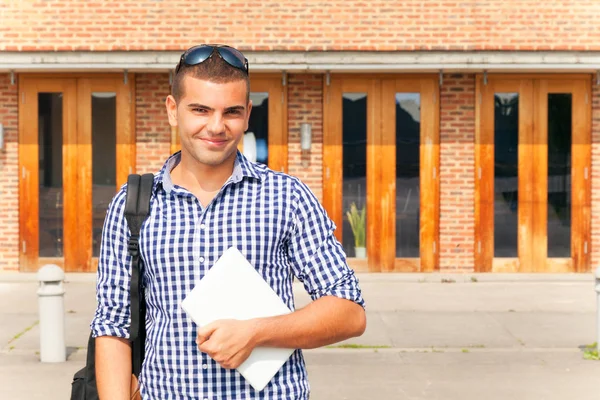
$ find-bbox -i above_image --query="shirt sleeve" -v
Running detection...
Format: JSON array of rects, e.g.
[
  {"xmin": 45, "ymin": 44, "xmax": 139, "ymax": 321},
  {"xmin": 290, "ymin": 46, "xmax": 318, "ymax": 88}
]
[
  {"xmin": 287, "ymin": 178, "xmax": 365, "ymax": 309},
  {"xmin": 90, "ymin": 188, "xmax": 132, "ymax": 339}
]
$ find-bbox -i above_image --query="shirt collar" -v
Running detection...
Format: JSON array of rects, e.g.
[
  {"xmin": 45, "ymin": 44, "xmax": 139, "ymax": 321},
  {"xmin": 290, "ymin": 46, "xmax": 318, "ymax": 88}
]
[{"xmin": 157, "ymin": 150, "xmax": 262, "ymax": 194}]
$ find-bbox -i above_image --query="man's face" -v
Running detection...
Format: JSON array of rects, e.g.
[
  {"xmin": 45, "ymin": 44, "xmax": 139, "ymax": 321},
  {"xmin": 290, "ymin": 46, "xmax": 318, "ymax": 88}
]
[{"xmin": 166, "ymin": 75, "xmax": 252, "ymax": 168}]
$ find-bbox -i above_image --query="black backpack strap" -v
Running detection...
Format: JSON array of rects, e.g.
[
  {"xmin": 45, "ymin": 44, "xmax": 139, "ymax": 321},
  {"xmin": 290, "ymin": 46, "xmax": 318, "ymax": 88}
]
[{"xmin": 124, "ymin": 173, "xmax": 154, "ymax": 377}]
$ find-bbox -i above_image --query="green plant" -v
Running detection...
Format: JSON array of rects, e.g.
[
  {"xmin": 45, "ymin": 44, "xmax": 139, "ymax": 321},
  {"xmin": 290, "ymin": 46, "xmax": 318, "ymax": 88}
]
[
  {"xmin": 583, "ymin": 343, "xmax": 599, "ymax": 360},
  {"xmin": 346, "ymin": 202, "xmax": 366, "ymax": 248}
]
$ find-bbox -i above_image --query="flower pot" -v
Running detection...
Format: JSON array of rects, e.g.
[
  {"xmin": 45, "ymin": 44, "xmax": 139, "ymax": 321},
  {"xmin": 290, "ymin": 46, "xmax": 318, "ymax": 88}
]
[{"xmin": 354, "ymin": 246, "xmax": 366, "ymax": 259}]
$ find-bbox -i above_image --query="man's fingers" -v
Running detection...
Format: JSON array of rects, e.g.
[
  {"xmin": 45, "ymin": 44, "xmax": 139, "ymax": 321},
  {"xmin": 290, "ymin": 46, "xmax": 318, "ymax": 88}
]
[{"xmin": 196, "ymin": 322, "xmax": 219, "ymax": 345}]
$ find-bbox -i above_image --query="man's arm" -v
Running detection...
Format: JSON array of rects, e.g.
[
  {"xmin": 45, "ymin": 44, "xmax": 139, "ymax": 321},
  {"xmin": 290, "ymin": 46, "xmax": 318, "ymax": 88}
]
[
  {"xmin": 90, "ymin": 188, "xmax": 136, "ymax": 398},
  {"xmin": 197, "ymin": 296, "xmax": 365, "ymax": 370},
  {"xmin": 253, "ymin": 295, "xmax": 365, "ymax": 349},
  {"xmin": 96, "ymin": 336, "xmax": 132, "ymax": 400}
]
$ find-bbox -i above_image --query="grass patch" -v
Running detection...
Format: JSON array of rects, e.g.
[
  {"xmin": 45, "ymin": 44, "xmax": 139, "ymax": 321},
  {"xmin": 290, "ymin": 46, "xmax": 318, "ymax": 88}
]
[
  {"xmin": 583, "ymin": 343, "xmax": 599, "ymax": 361},
  {"xmin": 441, "ymin": 278, "xmax": 456, "ymax": 284},
  {"xmin": 8, "ymin": 320, "xmax": 39, "ymax": 344},
  {"xmin": 461, "ymin": 349, "xmax": 470, "ymax": 353},
  {"xmin": 469, "ymin": 344, "xmax": 486, "ymax": 348},
  {"xmin": 471, "ymin": 277, "xmax": 478, "ymax": 283},
  {"xmin": 327, "ymin": 344, "xmax": 391, "ymax": 349}
]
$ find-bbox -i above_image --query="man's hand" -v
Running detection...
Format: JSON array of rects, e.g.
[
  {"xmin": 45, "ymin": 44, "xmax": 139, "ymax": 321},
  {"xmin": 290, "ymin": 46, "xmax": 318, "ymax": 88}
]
[{"xmin": 196, "ymin": 319, "xmax": 258, "ymax": 369}]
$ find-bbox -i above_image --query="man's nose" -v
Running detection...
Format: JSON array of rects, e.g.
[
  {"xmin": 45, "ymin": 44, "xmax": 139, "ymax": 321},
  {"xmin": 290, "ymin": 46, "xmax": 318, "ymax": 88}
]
[{"xmin": 206, "ymin": 113, "xmax": 225, "ymax": 135}]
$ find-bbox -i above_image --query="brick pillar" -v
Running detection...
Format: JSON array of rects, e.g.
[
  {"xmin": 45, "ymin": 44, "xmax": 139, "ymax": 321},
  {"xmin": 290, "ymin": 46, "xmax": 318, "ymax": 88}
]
[
  {"xmin": 439, "ymin": 74, "xmax": 476, "ymax": 272},
  {"xmin": 135, "ymin": 74, "xmax": 172, "ymax": 174},
  {"xmin": 0, "ymin": 74, "xmax": 19, "ymax": 271},
  {"xmin": 287, "ymin": 74, "xmax": 323, "ymax": 202}
]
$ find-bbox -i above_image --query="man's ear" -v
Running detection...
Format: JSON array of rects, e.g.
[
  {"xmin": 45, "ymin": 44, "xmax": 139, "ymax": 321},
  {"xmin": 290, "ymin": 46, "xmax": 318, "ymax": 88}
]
[{"xmin": 166, "ymin": 95, "xmax": 178, "ymax": 127}]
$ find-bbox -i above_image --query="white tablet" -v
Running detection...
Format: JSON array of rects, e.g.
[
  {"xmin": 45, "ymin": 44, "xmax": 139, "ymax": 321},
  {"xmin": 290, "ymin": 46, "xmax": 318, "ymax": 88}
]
[{"xmin": 180, "ymin": 246, "xmax": 295, "ymax": 391}]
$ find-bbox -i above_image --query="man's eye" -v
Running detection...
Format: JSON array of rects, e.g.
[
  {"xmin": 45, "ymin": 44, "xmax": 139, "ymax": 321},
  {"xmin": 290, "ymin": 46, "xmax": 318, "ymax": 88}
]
[
  {"xmin": 193, "ymin": 108, "xmax": 208, "ymax": 113},
  {"xmin": 226, "ymin": 110, "xmax": 241, "ymax": 115}
]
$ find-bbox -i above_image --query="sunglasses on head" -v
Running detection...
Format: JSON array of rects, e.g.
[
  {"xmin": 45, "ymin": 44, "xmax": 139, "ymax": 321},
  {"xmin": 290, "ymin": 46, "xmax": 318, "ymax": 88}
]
[{"xmin": 175, "ymin": 44, "xmax": 249, "ymax": 75}]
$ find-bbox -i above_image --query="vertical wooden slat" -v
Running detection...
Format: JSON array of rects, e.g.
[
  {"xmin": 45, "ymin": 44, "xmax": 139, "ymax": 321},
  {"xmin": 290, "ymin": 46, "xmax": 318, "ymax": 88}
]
[
  {"xmin": 117, "ymin": 74, "xmax": 134, "ymax": 188},
  {"xmin": 19, "ymin": 78, "xmax": 40, "ymax": 272},
  {"xmin": 432, "ymin": 78, "xmax": 441, "ymax": 271},
  {"xmin": 420, "ymin": 78, "xmax": 438, "ymax": 272},
  {"xmin": 379, "ymin": 79, "xmax": 396, "ymax": 272},
  {"xmin": 518, "ymin": 79, "xmax": 535, "ymax": 273},
  {"xmin": 531, "ymin": 79, "xmax": 547, "ymax": 273},
  {"xmin": 475, "ymin": 77, "xmax": 495, "ymax": 272},
  {"xmin": 571, "ymin": 79, "xmax": 591, "ymax": 272},
  {"xmin": 62, "ymin": 79, "xmax": 79, "ymax": 272},
  {"xmin": 366, "ymin": 79, "xmax": 382, "ymax": 272},
  {"xmin": 322, "ymin": 78, "xmax": 343, "ymax": 243},
  {"xmin": 268, "ymin": 80, "xmax": 287, "ymax": 173},
  {"xmin": 76, "ymin": 79, "xmax": 93, "ymax": 272}
]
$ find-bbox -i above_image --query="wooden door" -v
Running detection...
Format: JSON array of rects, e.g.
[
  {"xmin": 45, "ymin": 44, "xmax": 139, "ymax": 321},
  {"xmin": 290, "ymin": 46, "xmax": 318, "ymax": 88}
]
[
  {"xmin": 19, "ymin": 75, "xmax": 135, "ymax": 272},
  {"xmin": 380, "ymin": 77, "xmax": 440, "ymax": 272},
  {"xmin": 475, "ymin": 75, "xmax": 591, "ymax": 273},
  {"xmin": 323, "ymin": 75, "xmax": 440, "ymax": 272},
  {"xmin": 323, "ymin": 77, "xmax": 380, "ymax": 272}
]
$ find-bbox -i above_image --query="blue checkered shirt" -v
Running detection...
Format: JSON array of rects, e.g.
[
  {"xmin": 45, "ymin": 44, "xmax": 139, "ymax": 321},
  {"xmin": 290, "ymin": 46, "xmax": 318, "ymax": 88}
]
[{"xmin": 91, "ymin": 151, "xmax": 365, "ymax": 399}]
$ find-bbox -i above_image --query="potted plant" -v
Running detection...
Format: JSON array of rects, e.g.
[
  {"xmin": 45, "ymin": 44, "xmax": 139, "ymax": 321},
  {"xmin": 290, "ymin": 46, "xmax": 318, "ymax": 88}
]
[{"xmin": 346, "ymin": 202, "xmax": 366, "ymax": 258}]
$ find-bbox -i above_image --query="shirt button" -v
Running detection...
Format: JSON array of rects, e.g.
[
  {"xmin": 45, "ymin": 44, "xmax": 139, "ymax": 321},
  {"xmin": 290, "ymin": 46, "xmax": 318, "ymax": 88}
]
[
  {"xmin": 200, "ymin": 223, "xmax": 206, "ymax": 229},
  {"xmin": 202, "ymin": 364, "xmax": 208, "ymax": 370},
  {"xmin": 199, "ymin": 256, "xmax": 205, "ymax": 263}
]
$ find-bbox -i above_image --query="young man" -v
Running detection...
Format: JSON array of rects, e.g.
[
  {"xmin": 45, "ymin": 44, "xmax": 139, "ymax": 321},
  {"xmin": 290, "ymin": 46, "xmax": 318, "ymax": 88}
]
[{"xmin": 92, "ymin": 44, "xmax": 366, "ymax": 399}]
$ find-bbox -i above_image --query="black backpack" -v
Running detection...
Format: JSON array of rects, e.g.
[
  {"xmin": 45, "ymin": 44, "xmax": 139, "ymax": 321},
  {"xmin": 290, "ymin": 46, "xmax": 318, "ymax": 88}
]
[{"xmin": 70, "ymin": 173, "xmax": 154, "ymax": 400}]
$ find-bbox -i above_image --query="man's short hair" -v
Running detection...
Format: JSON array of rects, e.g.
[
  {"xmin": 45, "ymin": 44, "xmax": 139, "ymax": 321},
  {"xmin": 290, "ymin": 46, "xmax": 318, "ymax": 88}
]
[{"xmin": 171, "ymin": 54, "xmax": 250, "ymax": 103}]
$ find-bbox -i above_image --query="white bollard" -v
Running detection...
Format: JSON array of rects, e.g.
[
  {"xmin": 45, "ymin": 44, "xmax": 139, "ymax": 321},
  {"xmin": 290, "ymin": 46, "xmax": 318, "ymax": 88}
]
[
  {"xmin": 596, "ymin": 266, "xmax": 600, "ymax": 354},
  {"xmin": 37, "ymin": 264, "xmax": 66, "ymax": 362}
]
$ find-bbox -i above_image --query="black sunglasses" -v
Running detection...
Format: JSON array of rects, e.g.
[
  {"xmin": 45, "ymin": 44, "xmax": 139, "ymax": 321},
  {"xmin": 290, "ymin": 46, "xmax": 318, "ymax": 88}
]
[{"xmin": 175, "ymin": 44, "xmax": 249, "ymax": 75}]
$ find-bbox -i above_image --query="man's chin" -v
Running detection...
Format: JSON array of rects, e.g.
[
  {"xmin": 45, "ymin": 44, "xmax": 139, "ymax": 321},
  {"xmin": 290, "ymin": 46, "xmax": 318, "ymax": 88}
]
[{"xmin": 189, "ymin": 147, "xmax": 236, "ymax": 167}]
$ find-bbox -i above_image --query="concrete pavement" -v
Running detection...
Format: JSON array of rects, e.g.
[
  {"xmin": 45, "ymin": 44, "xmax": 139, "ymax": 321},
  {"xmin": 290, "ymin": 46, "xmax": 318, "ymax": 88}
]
[{"xmin": 0, "ymin": 272, "xmax": 599, "ymax": 399}]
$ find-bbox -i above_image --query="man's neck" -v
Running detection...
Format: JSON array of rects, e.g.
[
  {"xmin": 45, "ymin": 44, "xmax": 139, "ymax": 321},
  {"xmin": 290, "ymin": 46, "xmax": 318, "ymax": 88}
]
[{"xmin": 171, "ymin": 152, "xmax": 236, "ymax": 194}]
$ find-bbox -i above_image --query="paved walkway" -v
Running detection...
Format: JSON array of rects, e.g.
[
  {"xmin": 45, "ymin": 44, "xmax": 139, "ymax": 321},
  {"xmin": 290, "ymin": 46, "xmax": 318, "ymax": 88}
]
[{"xmin": 0, "ymin": 272, "xmax": 599, "ymax": 399}]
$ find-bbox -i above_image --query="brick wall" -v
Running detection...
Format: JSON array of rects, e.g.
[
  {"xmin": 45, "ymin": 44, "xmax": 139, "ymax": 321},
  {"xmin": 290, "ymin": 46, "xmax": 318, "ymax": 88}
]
[
  {"xmin": 287, "ymin": 74, "xmax": 323, "ymax": 202},
  {"xmin": 0, "ymin": 74, "xmax": 19, "ymax": 271},
  {"xmin": 1, "ymin": 1, "xmax": 599, "ymax": 52},
  {"xmin": 135, "ymin": 74, "xmax": 172, "ymax": 175},
  {"xmin": 591, "ymin": 83, "xmax": 600, "ymax": 270},
  {"xmin": 439, "ymin": 74, "xmax": 476, "ymax": 271}
]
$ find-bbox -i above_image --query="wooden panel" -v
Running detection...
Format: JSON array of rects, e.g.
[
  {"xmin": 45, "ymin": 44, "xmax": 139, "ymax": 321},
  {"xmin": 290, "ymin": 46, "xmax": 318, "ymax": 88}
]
[
  {"xmin": 518, "ymin": 79, "xmax": 535, "ymax": 273},
  {"xmin": 570, "ymin": 79, "xmax": 592, "ymax": 272},
  {"xmin": 545, "ymin": 258, "xmax": 572, "ymax": 273},
  {"xmin": 492, "ymin": 258, "xmax": 520, "ymax": 273},
  {"xmin": 419, "ymin": 78, "xmax": 439, "ymax": 272},
  {"xmin": 62, "ymin": 80, "xmax": 79, "ymax": 273},
  {"xmin": 531, "ymin": 79, "xmax": 547, "ymax": 273},
  {"xmin": 322, "ymin": 79, "xmax": 343, "ymax": 243},
  {"xmin": 474, "ymin": 77, "xmax": 496, "ymax": 272},
  {"xmin": 365, "ymin": 79, "xmax": 380, "ymax": 272},
  {"xmin": 18, "ymin": 78, "xmax": 39, "ymax": 272},
  {"xmin": 77, "ymin": 79, "xmax": 93, "ymax": 272},
  {"xmin": 394, "ymin": 258, "xmax": 420, "ymax": 273},
  {"xmin": 117, "ymin": 75, "xmax": 135, "ymax": 188},
  {"xmin": 379, "ymin": 79, "xmax": 396, "ymax": 272}
]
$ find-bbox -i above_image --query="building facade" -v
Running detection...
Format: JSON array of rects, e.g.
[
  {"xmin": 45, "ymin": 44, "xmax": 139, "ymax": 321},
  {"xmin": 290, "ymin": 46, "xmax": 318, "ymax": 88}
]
[{"xmin": 1, "ymin": 1, "xmax": 599, "ymax": 274}]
